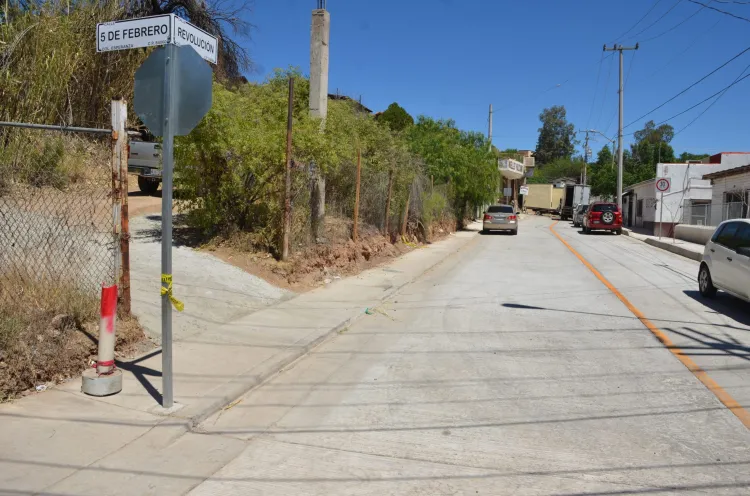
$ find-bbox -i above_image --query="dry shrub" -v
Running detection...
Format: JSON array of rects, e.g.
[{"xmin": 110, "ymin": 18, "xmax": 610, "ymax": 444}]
[
  {"xmin": 0, "ymin": 130, "xmax": 110, "ymax": 190},
  {"xmin": 0, "ymin": 275, "xmax": 144, "ymax": 402}
]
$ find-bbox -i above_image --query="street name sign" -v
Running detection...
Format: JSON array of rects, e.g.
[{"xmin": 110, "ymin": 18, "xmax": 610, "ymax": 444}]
[
  {"xmin": 97, "ymin": 14, "xmax": 218, "ymax": 64},
  {"xmin": 97, "ymin": 14, "xmax": 215, "ymax": 409}
]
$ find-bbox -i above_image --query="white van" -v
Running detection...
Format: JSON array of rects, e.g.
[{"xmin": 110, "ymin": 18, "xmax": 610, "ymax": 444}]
[{"xmin": 128, "ymin": 141, "xmax": 162, "ymax": 195}]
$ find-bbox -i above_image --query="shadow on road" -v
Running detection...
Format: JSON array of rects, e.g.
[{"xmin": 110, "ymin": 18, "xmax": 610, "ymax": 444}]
[
  {"xmin": 683, "ymin": 290, "xmax": 750, "ymax": 328},
  {"xmin": 133, "ymin": 213, "xmax": 208, "ymax": 248}
]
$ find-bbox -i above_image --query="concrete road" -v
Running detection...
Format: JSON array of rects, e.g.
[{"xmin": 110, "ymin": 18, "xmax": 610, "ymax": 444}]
[
  {"xmin": 129, "ymin": 214, "xmax": 291, "ymax": 342},
  {"xmin": 190, "ymin": 215, "xmax": 750, "ymax": 495}
]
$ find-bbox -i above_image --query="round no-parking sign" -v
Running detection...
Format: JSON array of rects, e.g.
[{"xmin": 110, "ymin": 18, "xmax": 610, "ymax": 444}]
[{"xmin": 656, "ymin": 177, "xmax": 671, "ymax": 193}]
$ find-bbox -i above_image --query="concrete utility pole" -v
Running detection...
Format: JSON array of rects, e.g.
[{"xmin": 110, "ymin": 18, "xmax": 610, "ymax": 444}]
[
  {"xmin": 488, "ymin": 104, "xmax": 493, "ymax": 151},
  {"xmin": 603, "ymin": 43, "xmax": 638, "ymax": 211},
  {"xmin": 309, "ymin": 1, "xmax": 330, "ymax": 241}
]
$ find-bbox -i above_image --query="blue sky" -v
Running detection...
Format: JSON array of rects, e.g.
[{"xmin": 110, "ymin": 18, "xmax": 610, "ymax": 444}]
[{"xmin": 242, "ymin": 0, "xmax": 750, "ymax": 157}]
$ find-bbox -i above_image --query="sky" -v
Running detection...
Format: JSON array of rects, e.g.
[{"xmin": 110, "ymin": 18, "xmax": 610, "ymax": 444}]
[{"xmin": 240, "ymin": 0, "xmax": 750, "ymax": 157}]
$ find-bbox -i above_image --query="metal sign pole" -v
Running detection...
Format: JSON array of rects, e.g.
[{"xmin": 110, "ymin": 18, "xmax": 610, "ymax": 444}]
[
  {"xmin": 659, "ymin": 190, "xmax": 664, "ymax": 240},
  {"xmin": 161, "ymin": 42, "xmax": 176, "ymax": 409}
]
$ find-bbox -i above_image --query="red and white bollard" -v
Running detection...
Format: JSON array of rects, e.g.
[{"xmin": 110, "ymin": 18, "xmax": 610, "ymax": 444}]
[
  {"xmin": 96, "ymin": 284, "xmax": 117, "ymax": 374},
  {"xmin": 82, "ymin": 284, "xmax": 123, "ymax": 396}
]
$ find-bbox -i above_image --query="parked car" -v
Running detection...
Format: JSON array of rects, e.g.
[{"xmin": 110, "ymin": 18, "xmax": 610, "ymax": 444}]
[
  {"xmin": 582, "ymin": 202, "xmax": 622, "ymax": 235},
  {"xmin": 698, "ymin": 219, "xmax": 750, "ymax": 302},
  {"xmin": 572, "ymin": 204, "xmax": 589, "ymax": 227},
  {"xmin": 482, "ymin": 205, "xmax": 518, "ymax": 235}
]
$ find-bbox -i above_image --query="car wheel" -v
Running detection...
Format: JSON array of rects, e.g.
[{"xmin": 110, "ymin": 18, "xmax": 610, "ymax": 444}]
[
  {"xmin": 480, "ymin": 229, "xmax": 488, "ymax": 235},
  {"xmin": 615, "ymin": 228, "xmax": 622, "ymax": 235},
  {"xmin": 698, "ymin": 264, "xmax": 717, "ymax": 298},
  {"xmin": 137, "ymin": 176, "xmax": 160, "ymax": 195},
  {"xmin": 512, "ymin": 229, "xmax": 518, "ymax": 236}
]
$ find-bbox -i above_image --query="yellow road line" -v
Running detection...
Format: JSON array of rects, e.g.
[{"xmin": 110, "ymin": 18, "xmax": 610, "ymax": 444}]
[{"xmin": 549, "ymin": 221, "xmax": 750, "ymax": 429}]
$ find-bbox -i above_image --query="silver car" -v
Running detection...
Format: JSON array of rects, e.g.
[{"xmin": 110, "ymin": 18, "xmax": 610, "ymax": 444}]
[
  {"xmin": 482, "ymin": 205, "xmax": 518, "ymax": 235},
  {"xmin": 698, "ymin": 219, "xmax": 750, "ymax": 302},
  {"xmin": 572, "ymin": 204, "xmax": 588, "ymax": 227}
]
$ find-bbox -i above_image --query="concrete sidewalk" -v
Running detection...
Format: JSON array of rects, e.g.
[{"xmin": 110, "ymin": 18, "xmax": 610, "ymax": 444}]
[
  {"xmin": 0, "ymin": 224, "xmax": 480, "ymax": 495},
  {"xmin": 623, "ymin": 228, "xmax": 704, "ymax": 261}
]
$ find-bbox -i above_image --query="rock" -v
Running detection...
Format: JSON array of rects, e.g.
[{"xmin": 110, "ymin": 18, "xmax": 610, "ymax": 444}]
[{"xmin": 50, "ymin": 314, "xmax": 74, "ymax": 330}]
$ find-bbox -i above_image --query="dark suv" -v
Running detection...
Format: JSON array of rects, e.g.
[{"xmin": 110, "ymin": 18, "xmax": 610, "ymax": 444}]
[{"xmin": 583, "ymin": 202, "xmax": 623, "ymax": 235}]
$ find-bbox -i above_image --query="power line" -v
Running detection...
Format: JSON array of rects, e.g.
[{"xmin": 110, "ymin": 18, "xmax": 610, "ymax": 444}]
[
  {"xmin": 595, "ymin": 53, "xmax": 616, "ymax": 129},
  {"xmin": 673, "ymin": 61, "xmax": 750, "ymax": 136},
  {"xmin": 687, "ymin": 0, "xmax": 750, "ymax": 21},
  {"xmin": 643, "ymin": 17, "xmax": 722, "ymax": 79},
  {"xmin": 586, "ymin": 52, "xmax": 606, "ymax": 130},
  {"xmin": 639, "ymin": 1, "xmax": 712, "ymax": 42},
  {"xmin": 610, "ymin": 0, "xmax": 666, "ymax": 43},
  {"xmin": 622, "ymin": 0, "xmax": 686, "ymax": 42},
  {"xmin": 625, "ymin": 71, "xmax": 750, "ymax": 135},
  {"xmin": 624, "ymin": 44, "xmax": 750, "ymax": 129}
]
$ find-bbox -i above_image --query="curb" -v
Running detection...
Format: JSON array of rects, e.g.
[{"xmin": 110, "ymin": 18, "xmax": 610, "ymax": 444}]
[
  {"xmin": 623, "ymin": 229, "xmax": 702, "ymax": 262},
  {"xmin": 644, "ymin": 238, "xmax": 703, "ymax": 262},
  {"xmin": 185, "ymin": 229, "xmax": 482, "ymax": 429}
]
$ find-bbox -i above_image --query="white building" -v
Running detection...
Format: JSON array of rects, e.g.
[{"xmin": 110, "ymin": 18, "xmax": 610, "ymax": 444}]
[
  {"xmin": 622, "ymin": 159, "xmax": 746, "ymax": 235},
  {"xmin": 703, "ymin": 164, "xmax": 750, "ymax": 225}
]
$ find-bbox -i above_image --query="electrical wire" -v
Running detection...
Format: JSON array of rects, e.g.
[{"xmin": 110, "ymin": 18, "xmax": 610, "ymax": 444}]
[
  {"xmin": 673, "ymin": 61, "xmax": 750, "ymax": 136},
  {"xmin": 639, "ymin": 1, "xmax": 714, "ymax": 42},
  {"xmin": 687, "ymin": 0, "xmax": 750, "ymax": 21},
  {"xmin": 624, "ymin": 71, "xmax": 750, "ymax": 136},
  {"xmin": 624, "ymin": 44, "xmax": 750, "ymax": 129},
  {"xmin": 595, "ymin": 53, "xmax": 616, "ymax": 129},
  {"xmin": 622, "ymin": 0, "xmax": 686, "ymax": 42},
  {"xmin": 643, "ymin": 18, "xmax": 722, "ymax": 79},
  {"xmin": 610, "ymin": 0, "xmax": 666, "ymax": 43},
  {"xmin": 586, "ymin": 52, "xmax": 606, "ymax": 130}
]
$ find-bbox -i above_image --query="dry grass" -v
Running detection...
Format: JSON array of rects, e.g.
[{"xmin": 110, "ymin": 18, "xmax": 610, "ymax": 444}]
[{"xmin": 0, "ymin": 275, "xmax": 145, "ymax": 402}]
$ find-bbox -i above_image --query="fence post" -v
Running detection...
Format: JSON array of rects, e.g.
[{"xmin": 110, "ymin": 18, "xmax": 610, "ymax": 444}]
[
  {"xmin": 353, "ymin": 147, "xmax": 361, "ymax": 241},
  {"xmin": 114, "ymin": 99, "xmax": 131, "ymax": 315},
  {"xmin": 384, "ymin": 169, "xmax": 394, "ymax": 237},
  {"xmin": 282, "ymin": 77, "xmax": 294, "ymax": 261}
]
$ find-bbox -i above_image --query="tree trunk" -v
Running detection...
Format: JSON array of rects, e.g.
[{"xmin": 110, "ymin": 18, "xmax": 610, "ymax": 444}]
[{"xmin": 384, "ymin": 169, "xmax": 394, "ymax": 237}]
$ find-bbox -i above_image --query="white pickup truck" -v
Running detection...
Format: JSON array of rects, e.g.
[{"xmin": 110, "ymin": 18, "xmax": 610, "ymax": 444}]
[{"xmin": 127, "ymin": 140, "xmax": 162, "ymax": 195}]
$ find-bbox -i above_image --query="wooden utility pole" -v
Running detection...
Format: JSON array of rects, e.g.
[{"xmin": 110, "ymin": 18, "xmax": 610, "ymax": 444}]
[
  {"xmin": 281, "ymin": 77, "xmax": 294, "ymax": 261},
  {"xmin": 352, "ymin": 147, "xmax": 362, "ymax": 241},
  {"xmin": 384, "ymin": 169, "xmax": 394, "ymax": 236}
]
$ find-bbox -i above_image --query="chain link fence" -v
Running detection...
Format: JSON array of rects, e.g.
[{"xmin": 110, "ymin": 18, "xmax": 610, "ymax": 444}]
[{"xmin": 0, "ymin": 128, "xmax": 119, "ymax": 308}]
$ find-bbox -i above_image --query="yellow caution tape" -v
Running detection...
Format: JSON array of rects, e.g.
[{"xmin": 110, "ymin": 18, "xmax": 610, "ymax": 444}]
[{"xmin": 160, "ymin": 274, "xmax": 184, "ymax": 312}]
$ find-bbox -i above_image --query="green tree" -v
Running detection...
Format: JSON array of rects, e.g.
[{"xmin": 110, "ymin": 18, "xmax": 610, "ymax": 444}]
[
  {"xmin": 376, "ymin": 103, "xmax": 414, "ymax": 132},
  {"xmin": 630, "ymin": 120, "xmax": 675, "ymax": 169},
  {"xmin": 534, "ymin": 105, "xmax": 576, "ymax": 165},
  {"xmin": 596, "ymin": 145, "xmax": 614, "ymax": 169},
  {"xmin": 678, "ymin": 152, "xmax": 710, "ymax": 162}
]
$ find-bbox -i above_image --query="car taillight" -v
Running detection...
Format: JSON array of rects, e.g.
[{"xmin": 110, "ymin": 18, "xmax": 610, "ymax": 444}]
[
  {"xmin": 484, "ymin": 214, "xmax": 492, "ymax": 221},
  {"xmin": 508, "ymin": 215, "xmax": 517, "ymax": 221},
  {"xmin": 127, "ymin": 144, "xmax": 131, "ymax": 157}
]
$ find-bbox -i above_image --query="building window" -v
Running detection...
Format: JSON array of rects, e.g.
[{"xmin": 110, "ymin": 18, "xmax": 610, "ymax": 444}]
[
  {"xmin": 723, "ymin": 191, "xmax": 749, "ymax": 221},
  {"xmin": 637, "ymin": 199, "xmax": 643, "ymax": 217}
]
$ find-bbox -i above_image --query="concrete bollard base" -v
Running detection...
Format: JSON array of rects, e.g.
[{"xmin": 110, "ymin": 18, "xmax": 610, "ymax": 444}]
[{"xmin": 81, "ymin": 368, "xmax": 123, "ymax": 396}]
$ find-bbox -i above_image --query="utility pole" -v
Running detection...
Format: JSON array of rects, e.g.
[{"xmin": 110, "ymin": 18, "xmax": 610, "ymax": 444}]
[
  {"xmin": 488, "ymin": 104, "xmax": 493, "ymax": 151},
  {"xmin": 603, "ymin": 43, "xmax": 638, "ymax": 211},
  {"xmin": 577, "ymin": 129, "xmax": 590, "ymax": 187}
]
